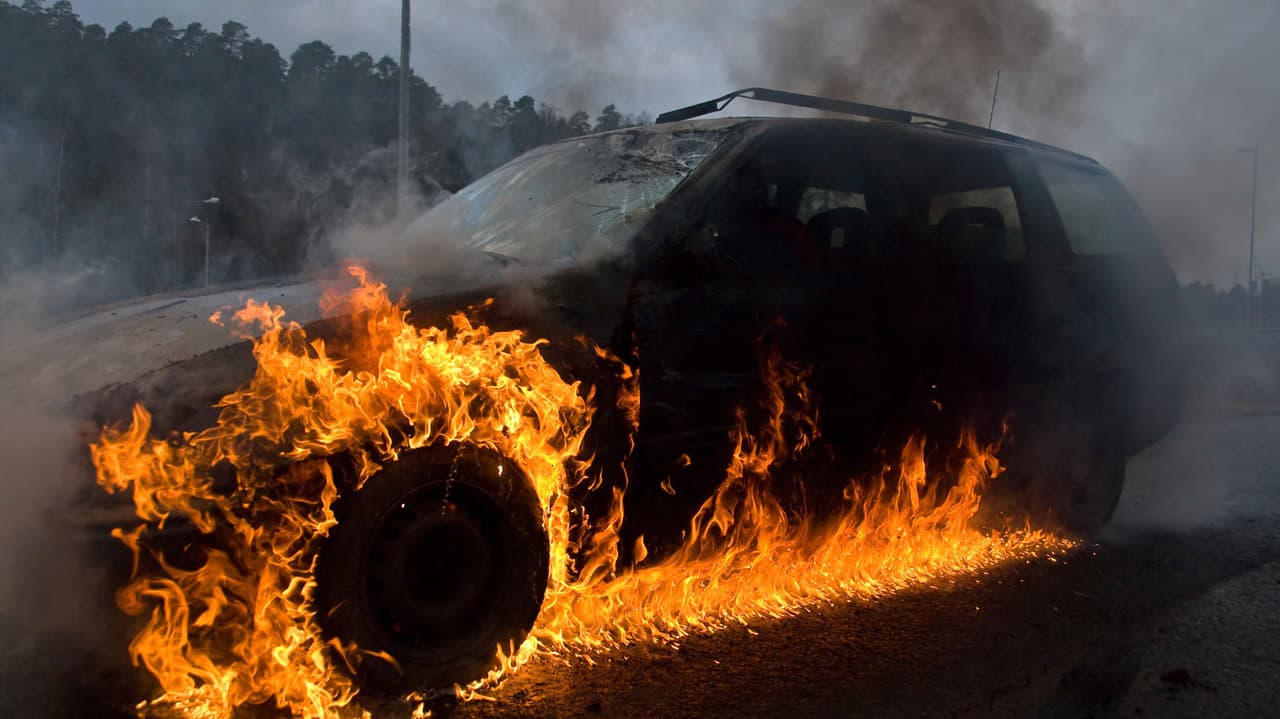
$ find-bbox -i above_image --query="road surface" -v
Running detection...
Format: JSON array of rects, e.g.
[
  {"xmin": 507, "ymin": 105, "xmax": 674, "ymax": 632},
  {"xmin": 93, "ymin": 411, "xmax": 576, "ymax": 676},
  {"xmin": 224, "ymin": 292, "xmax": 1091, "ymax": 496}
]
[
  {"xmin": 446, "ymin": 413, "xmax": 1280, "ymax": 719},
  {"xmin": 4, "ymin": 413, "xmax": 1279, "ymax": 719}
]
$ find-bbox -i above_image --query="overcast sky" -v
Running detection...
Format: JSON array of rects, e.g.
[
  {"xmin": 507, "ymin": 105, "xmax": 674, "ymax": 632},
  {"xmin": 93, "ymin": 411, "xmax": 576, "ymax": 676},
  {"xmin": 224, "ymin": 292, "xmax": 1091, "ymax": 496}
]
[{"xmin": 75, "ymin": 0, "xmax": 1280, "ymax": 286}]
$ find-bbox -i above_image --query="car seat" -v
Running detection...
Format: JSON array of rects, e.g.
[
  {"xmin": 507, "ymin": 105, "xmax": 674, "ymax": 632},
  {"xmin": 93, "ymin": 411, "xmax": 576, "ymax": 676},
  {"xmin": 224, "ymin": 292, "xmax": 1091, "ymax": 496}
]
[
  {"xmin": 806, "ymin": 207, "xmax": 872, "ymax": 265},
  {"xmin": 936, "ymin": 206, "xmax": 1021, "ymax": 262}
]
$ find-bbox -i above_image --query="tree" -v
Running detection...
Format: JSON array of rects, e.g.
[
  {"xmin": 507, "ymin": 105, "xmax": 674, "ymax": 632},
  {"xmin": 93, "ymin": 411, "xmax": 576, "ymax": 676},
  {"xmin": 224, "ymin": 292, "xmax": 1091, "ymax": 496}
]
[
  {"xmin": 0, "ymin": 0, "xmax": 632, "ymax": 308},
  {"xmin": 509, "ymin": 95, "xmax": 543, "ymax": 152},
  {"xmin": 566, "ymin": 110, "xmax": 591, "ymax": 136},
  {"xmin": 593, "ymin": 104, "xmax": 622, "ymax": 132},
  {"xmin": 287, "ymin": 40, "xmax": 335, "ymax": 85},
  {"xmin": 219, "ymin": 20, "xmax": 248, "ymax": 57}
]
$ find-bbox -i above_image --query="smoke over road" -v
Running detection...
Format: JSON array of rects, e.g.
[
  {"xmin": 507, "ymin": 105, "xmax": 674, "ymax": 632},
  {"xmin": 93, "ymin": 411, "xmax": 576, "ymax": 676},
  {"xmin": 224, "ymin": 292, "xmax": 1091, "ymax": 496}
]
[
  {"xmin": 44, "ymin": 0, "xmax": 1280, "ymax": 286},
  {"xmin": 727, "ymin": 0, "xmax": 1084, "ymax": 125},
  {"xmin": 462, "ymin": 0, "xmax": 1280, "ymax": 287},
  {"xmin": 290, "ymin": 0, "xmax": 1269, "ymax": 287}
]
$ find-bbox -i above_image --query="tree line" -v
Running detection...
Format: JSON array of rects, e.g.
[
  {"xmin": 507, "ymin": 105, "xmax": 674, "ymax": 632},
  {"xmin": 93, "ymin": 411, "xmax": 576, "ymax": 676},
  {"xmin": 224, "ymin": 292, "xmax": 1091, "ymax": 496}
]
[
  {"xmin": 0, "ymin": 0, "xmax": 640, "ymax": 308},
  {"xmin": 1182, "ymin": 279, "xmax": 1280, "ymax": 332}
]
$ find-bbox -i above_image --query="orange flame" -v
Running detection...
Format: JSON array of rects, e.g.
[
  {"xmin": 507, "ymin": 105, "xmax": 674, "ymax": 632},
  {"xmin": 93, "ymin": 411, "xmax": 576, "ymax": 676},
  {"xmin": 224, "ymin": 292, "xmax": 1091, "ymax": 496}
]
[
  {"xmin": 508, "ymin": 349, "xmax": 1072, "ymax": 677},
  {"xmin": 92, "ymin": 267, "xmax": 591, "ymax": 717},
  {"xmin": 91, "ymin": 267, "xmax": 1073, "ymax": 718}
]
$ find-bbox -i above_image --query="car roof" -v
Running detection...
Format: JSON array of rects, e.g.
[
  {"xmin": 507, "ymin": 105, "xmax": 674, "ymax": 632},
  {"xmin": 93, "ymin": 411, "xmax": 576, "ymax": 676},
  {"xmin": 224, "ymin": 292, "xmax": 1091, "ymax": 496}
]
[
  {"xmin": 577, "ymin": 115, "xmax": 1099, "ymax": 168},
  {"xmin": 651, "ymin": 88, "xmax": 1100, "ymax": 166}
]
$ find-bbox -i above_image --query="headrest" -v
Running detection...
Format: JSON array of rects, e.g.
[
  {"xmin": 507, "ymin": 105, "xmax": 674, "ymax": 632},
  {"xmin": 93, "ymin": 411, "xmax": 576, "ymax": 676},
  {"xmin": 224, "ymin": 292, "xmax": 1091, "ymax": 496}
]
[
  {"xmin": 806, "ymin": 206, "xmax": 868, "ymax": 231},
  {"xmin": 939, "ymin": 206, "xmax": 1005, "ymax": 232},
  {"xmin": 806, "ymin": 207, "xmax": 869, "ymax": 250}
]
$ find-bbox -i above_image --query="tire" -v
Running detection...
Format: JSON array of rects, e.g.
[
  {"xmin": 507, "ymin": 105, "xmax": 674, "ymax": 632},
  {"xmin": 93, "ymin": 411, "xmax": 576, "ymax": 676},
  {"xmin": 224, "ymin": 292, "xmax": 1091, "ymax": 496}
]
[
  {"xmin": 1041, "ymin": 440, "xmax": 1126, "ymax": 536},
  {"xmin": 984, "ymin": 418, "xmax": 1127, "ymax": 537},
  {"xmin": 315, "ymin": 444, "xmax": 549, "ymax": 694}
]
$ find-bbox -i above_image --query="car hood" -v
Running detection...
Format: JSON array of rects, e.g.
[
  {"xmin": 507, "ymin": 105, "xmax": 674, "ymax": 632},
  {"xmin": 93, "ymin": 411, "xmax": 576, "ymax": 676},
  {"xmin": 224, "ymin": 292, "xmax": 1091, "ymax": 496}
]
[
  {"xmin": 1, "ymin": 280, "xmax": 326, "ymax": 401},
  {"xmin": 1, "ymin": 254, "xmax": 599, "ymax": 415}
]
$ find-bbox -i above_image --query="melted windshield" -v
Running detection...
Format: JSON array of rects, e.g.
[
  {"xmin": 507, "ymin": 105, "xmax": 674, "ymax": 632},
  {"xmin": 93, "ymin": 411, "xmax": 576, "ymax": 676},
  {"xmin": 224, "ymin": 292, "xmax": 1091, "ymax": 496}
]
[{"xmin": 412, "ymin": 127, "xmax": 732, "ymax": 261}]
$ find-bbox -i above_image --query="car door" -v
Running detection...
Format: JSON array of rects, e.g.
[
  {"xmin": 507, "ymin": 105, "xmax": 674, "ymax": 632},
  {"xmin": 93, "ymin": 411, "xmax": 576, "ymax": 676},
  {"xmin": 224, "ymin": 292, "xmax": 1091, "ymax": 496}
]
[
  {"xmin": 814, "ymin": 137, "xmax": 1050, "ymax": 456},
  {"xmin": 627, "ymin": 158, "xmax": 826, "ymax": 480},
  {"xmin": 631, "ymin": 231, "xmax": 823, "ymax": 437}
]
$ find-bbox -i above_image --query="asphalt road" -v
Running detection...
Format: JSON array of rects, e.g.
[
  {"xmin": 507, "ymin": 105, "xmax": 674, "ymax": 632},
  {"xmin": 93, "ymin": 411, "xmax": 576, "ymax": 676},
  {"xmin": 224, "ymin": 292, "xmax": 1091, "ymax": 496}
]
[
  {"xmin": 439, "ymin": 413, "xmax": 1280, "ymax": 719},
  {"xmin": 4, "ymin": 413, "xmax": 1279, "ymax": 719}
]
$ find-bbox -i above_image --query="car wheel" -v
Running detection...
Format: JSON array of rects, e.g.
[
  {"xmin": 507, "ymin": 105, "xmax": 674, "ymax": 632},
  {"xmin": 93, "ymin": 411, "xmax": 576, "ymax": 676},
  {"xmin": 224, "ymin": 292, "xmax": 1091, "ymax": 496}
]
[
  {"xmin": 1020, "ymin": 426, "xmax": 1126, "ymax": 537},
  {"xmin": 1047, "ymin": 440, "xmax": 1126, "ymax": 536},
  {"xmin": 315, "ymin": 444, "xmax": 549, "ymax": 694},
  {"xmin": 980, "ymin": 412, "xmax": 1127, "ymax": 538}
]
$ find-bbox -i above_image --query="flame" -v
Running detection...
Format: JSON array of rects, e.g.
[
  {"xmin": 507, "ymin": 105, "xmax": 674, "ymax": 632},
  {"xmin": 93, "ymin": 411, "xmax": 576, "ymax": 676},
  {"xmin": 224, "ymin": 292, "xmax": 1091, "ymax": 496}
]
[
  {"xmin": 92, "ymin": 267, "xmax": 590, "ymax": 718},
  {"xmin": 91, "ymin": 267, "xmax": 1073, "ymax": 718},
  {"xmin": 509, "ymin": 348, "xmax": 1072, "ymax": 673}
]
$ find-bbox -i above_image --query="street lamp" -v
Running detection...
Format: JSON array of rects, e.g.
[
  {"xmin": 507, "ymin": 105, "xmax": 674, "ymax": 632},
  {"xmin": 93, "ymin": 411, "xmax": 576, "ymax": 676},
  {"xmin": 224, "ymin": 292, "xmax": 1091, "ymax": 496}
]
[
  {"xmin": 1238, "ymin": 147, "xmax": 1259, "ymax": 327},
  {"xmin": 188, "ymin": 217, "xmax": 211, "ymax": 288},
  {"xmin": 181, "ymin": 196, "xmax": 220, "ymax": 288}
]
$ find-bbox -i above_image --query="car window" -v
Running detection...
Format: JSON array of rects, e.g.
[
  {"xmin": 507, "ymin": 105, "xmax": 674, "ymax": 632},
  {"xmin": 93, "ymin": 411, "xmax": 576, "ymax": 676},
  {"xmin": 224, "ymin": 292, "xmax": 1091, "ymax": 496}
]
[
  {"xmin": 707, "ymin": 132, "xmax": 1033, "ymax": 267},
  {"xmin": 1037, "ymin": 160, "xmax": 1152, "ymax": 255},
  {"xmin": 878, "ymin": 141, "xmax": 1027, "ymax": 263},
  {"xmin": 411, "ymin": 128, "xmax": 729, "ymax": 262}
]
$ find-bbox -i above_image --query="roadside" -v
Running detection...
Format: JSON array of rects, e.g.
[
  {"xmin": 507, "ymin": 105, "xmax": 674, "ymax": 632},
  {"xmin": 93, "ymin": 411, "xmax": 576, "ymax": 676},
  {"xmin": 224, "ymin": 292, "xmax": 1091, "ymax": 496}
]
[{"xmin": 1184, "ymin": 328, "xmax": 1280, "ymax": 417}]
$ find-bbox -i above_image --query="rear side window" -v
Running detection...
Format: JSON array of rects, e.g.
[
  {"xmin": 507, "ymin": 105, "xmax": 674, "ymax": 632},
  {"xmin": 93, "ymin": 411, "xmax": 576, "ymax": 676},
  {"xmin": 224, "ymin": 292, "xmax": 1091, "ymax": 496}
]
[
  {"xmin": 886, "ymin": 141, "xmax": 1027, "ymax": 263},
  {"xmin": 1037, "ymin": 160, "xmax": 1150, "ymax": 255},
  {"xmin": 727, "ymin": 131, "xmax": 1037, "ymax": 266}
]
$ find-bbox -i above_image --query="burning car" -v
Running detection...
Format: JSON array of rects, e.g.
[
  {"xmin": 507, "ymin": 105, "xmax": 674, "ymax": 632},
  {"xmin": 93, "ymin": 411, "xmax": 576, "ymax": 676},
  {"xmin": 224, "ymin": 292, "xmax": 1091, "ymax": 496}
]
[{"xmin": 66, "ymin": 88, "xmax": 1182, "ymax": 714}]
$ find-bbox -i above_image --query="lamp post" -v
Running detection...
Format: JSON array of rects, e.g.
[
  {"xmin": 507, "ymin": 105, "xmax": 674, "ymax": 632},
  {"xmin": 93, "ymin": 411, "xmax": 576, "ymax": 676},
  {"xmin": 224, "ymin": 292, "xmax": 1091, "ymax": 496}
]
[
  {"xmin": 398, "ymin": 0, "xmax": 412, "ymax": 217},
  {"xmin": 1238, "ymin": 148, "xmax": 1259, "ymax": 327},
  {"xmin": 182, "ymin": 196, "xmax": 220, "ymax": 288},
  {"xmin": 188, "ymin": 217, "xmax": 211, "ymax": 287}
]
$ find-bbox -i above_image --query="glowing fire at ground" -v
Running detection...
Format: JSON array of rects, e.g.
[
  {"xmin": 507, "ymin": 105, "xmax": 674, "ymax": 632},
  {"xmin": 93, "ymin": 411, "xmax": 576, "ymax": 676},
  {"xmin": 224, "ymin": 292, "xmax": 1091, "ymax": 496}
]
[{"xmin": 91, "ymin": 267, "xmax": 1075, "ymax": 719}]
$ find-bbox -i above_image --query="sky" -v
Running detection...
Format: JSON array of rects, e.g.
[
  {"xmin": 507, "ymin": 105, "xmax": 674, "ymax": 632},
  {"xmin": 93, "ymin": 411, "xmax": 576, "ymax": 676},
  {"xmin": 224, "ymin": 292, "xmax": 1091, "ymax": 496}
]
[{"xmin": 74, "ymin": 0, "xmax": 1280, "ymax": 287}]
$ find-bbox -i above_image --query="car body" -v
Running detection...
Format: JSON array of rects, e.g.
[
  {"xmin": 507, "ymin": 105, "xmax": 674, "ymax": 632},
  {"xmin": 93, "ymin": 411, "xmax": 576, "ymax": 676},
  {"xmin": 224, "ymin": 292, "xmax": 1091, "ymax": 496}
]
[{"xmin": 51, "ymin": 93, "xmax": 1185, "ymax": 695}]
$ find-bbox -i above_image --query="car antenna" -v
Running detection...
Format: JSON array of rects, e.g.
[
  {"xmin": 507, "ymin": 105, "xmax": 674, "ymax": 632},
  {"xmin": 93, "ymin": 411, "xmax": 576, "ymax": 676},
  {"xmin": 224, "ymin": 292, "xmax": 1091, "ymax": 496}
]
[{"xmin": 988, "ymin": 69, "xmax": 1002, "ymax": 130}]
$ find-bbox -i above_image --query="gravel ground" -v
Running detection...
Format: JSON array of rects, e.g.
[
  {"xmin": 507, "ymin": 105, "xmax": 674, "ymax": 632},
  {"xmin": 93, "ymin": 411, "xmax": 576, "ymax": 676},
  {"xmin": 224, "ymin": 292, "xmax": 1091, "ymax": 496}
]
[{"xmin": 3, "ymin": 415, "xmax": 1278, "ymax": 719}]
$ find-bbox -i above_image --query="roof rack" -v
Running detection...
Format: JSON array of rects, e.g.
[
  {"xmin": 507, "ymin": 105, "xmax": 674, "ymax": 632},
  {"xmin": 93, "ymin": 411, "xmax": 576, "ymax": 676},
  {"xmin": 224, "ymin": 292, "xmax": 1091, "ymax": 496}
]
[{"xmin": 654, "ymin": 87, "xmax": 1093, "ymax": 163}]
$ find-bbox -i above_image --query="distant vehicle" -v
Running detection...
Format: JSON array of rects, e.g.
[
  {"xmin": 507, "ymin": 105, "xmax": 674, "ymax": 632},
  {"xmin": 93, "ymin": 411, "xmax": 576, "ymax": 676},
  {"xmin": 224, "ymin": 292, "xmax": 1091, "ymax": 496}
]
[{"xmin": 68, "ymin": 88, "xmax": 1184, "ymax": 695}]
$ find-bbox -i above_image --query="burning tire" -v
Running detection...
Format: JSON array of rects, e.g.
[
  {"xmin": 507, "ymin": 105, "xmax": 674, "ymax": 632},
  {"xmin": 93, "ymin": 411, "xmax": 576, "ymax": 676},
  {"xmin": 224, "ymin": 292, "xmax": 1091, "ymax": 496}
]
[{"xmin": 315, "ymin": 444, "xmax": 549, "ymax": 694}]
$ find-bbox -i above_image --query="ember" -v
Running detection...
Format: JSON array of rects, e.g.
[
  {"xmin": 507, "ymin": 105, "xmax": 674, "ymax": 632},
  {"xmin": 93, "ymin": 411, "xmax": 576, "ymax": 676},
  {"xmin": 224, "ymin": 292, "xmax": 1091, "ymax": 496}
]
[{"xmin": 91, "ymin": 267, "xmax": 1073, "ymax": 718}]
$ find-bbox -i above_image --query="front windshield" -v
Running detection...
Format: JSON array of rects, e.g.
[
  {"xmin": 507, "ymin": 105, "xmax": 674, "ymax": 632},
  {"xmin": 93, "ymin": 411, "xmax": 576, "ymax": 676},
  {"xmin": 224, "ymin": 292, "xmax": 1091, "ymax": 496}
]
[{"xmin": 414, "ymin": 127, "xmax": 731, "ymax": 262}]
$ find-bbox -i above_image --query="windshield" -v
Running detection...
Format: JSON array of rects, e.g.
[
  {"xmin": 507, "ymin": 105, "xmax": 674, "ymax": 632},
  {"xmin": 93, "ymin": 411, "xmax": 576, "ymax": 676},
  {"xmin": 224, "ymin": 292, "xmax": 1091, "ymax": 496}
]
[{"xmin": 412, "ymin": 128, "xmax": 730, "ymax": 262}]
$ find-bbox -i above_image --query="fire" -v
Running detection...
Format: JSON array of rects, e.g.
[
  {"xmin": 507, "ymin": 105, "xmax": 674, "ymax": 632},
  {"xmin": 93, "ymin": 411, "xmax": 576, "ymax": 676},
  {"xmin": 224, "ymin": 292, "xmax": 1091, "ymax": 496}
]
[
  {"xmin": 91, "ymin": 267, "xmax": 1073, "ymax": 718},
  {"xmin": 507, "ymin": 347, "xmax": 1072, "ymax": 676}
]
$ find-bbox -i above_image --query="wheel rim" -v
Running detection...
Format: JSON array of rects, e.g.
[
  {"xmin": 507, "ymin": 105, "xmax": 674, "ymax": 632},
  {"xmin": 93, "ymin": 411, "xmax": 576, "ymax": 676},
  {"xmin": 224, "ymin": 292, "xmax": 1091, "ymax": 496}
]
[
  {"xmin": 316, "ymin": 445, "xmax": 550, "ymax": 693},
  {"xmin": 363, "ymin": 481, "xmax": 508, "ymax": 662}
]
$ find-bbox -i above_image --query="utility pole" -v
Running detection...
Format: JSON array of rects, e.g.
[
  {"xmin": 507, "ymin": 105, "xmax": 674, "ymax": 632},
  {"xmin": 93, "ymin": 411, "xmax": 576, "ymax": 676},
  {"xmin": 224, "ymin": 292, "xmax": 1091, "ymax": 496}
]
[
  {"xmin": 50, "ymin": 115, "xmax": 67, "ymax": 256},
  {"xmin": 398, "ymin": 0, "xmax": 412, "ymax": 217},
  {"xmin": 1239, "ymin": 147, "xmax": 1260, "ymax": 327}
]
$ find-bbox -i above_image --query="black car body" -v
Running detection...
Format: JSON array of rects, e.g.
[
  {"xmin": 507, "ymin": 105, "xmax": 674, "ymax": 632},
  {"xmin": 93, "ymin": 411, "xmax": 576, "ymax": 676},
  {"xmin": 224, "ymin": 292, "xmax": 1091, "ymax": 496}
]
[
  {"xmin": 398, "ymin": 105, "xmax": 1184, "ymax": 534},
  {"xmin": 59, "ymin": 90, "xmax": 1184, "ymax": 696}
]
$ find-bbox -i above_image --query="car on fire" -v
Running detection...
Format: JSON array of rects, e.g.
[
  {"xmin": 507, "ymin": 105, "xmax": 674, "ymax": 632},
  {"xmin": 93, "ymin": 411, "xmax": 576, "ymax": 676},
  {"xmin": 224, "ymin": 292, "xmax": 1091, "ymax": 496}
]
[{"xmin": 52, "ymin": 88, "xmax": 1184, "ymax": 699}]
